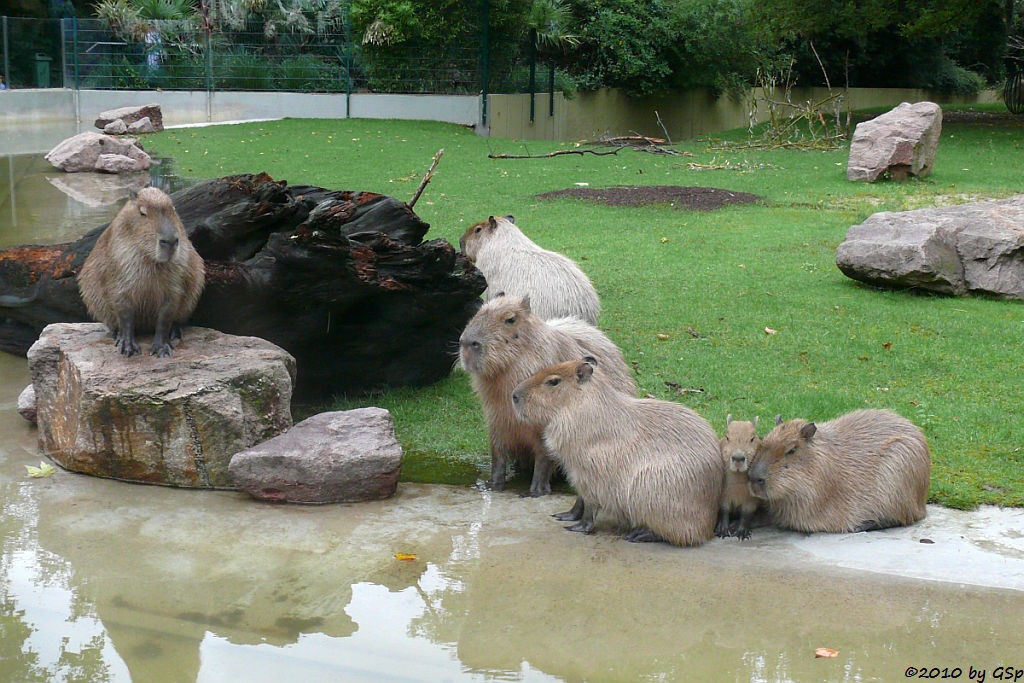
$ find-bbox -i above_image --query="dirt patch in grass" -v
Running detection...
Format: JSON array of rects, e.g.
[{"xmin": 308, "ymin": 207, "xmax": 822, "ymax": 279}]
[{"xmin": 536, "ymin": 185, "xmax": 765, "ymax": 211}]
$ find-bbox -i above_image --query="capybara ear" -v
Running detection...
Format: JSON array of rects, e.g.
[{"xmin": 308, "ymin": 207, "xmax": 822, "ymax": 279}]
[
  {"xmin": 775, "ymin": 414, "xmax": 783, "ymax": 426},
  {"xmin": 520, "ymin": 294, "xmax": 531, "ymax": 311},
  {"xmin": 488, "ymin": 216, "xmax": 498, "ymax": 230},
  {"xmin": 575, "ymin": 360, "xmax": 594, "ymax": 383},
  {"xmin": 799, "ymin": 422, "xmax": 817, "ymax": 439},
  {"xmin": 582, "ymin": 354, "xmax": 598, "ymax": 367},
  {"xmin": 494, "ymin": 291, "xmax": 505, "ymax": 298},
  {"xmin": 726, "ymin": 413, "xmax": 733, "ymax": 425},
  {"xmin": 505, "ymin": 214, "xmax": 516, "ymax": 223}
]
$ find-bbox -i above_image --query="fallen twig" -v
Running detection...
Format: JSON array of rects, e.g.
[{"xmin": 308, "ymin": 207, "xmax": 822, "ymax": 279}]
[
  {"xmin": 488, "ymin": 146, "xmax": 627, "ymax": 159},
  {"xmin": 654, "ymin": 110, "xmax": 674, "ymax": 146},
  {"xmin": 408, "ymin": 148, "xmax": 444, "ymax": 209}
]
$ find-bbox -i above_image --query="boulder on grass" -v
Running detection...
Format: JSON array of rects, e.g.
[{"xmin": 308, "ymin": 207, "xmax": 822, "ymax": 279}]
[
  {"xmin": 45, "ymin": 132, "xmax": 151, "ymax": 173},
  {"xmin": 836, "ymin": 194, "xmax": 1024, "ymax": 298},
  {"xmin": 847, "ymin": 102, "xmax": 942, "ymax": 182},
  {"xmin": 95, "ymin": 104, "xmax": 164, "ymax": 132},
  {"xmin": 28, "ymin": 323, "xmax": 295, "ymax": 487},
  {"xmin": 229, "ymin": 408, "xmax": 402, "ymax": 504}
]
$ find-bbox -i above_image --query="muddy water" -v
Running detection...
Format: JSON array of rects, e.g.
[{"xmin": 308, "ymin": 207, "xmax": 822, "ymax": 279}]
[{"xmin": 3, "ymin": 141, "xmax": 1024, "ymax": 682}]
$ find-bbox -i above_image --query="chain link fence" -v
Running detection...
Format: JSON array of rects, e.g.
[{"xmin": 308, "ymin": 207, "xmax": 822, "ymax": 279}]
[{"xmin": 2, "ymin": 15, "xmax": 485, "ymax": 95}]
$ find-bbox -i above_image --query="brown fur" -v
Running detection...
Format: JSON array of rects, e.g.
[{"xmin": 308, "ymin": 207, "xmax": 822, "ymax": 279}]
[
  {"xmin": 747, "ymin": 409, "xmax": 931, "ymax": 533},
  {"xmin": 459, "ymin": 215, "xmax": 600, "ymax": 325},
  {"xmin": 458, "ymin": 295, "xmax": 634, "ymax": 495},
  {"xmin": 716, "ymin": 415, "xmax": 763, "ymax": 539},
  {"xmin": 511, "ymin": 359, "xmax": 724, "ymax": 546},
  {"xmin": 78, "ymin": 187, "xmax": 204, "ymax": 357}
]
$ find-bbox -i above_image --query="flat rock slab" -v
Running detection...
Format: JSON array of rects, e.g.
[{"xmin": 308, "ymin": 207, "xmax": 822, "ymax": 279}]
[
  {"xmin": 28, "ymin": 323, "xmax": 295, "ymax": 488},
  {"xmin": 95, "ymin": 104, "xmax": 164, "ymax": 132},
  {"xmin": 836, "ymin": 195, "xmax": 1024, "ymax": 298},
  {"xmin": 229, "ymin": 408, "xmax": 402, "ymax": 504},
  {"xmin": 847, "ymin": 101, "xmax": 942, "ymax": 182}
]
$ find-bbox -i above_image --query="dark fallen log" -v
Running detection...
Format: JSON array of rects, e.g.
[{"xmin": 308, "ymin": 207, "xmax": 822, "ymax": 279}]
[{"xmin": 0, "ymin": 173, "xmax": 485, "ymax": 398}]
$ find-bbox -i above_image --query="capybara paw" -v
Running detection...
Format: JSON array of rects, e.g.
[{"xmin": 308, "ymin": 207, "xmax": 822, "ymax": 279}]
[
  {"xmin": 565, "ymin": 520, "xmax": 595, "ymax": 534},
  {"xmin": 150, "ymin": 342, "xmax": 173, "ymax": 358},
  {"xmin": 552, "ymin": 509, "xmax": 582, "ymax": 521},
  {"xmin": 116, "ymin": 337, "xmax": 141, "ymax": 356},
  {"xmin": 736, "ymin": 528, "xmax": 752, "ymax": 541},
  {"xmin": 624, "ymin": 527, "xmax": 662, "ymax": 543},
  {"xmin": 169, "ymin": 324, "xmax": 183, "ymax": 343},
  {"xmin": 714, "ymin": 521, "xmax": 731, "ymax": 537},
  {"xmin": 518, "ymin": 489, "xmax": 545, "ymax": 498},
  {"xmin": 486, "ymin": 479, "xmax": 506, "ymax": 492}
]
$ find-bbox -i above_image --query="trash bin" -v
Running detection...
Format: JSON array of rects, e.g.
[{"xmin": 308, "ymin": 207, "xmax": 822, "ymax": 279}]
[{"xmin": 35, "ymin": 53, "xmax": 52, "ymax": 88}]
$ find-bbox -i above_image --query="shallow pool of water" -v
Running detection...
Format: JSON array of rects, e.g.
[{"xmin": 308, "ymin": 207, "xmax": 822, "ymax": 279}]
[{"xmin": 2, "ymin": 135, "xmax": 1023, "ymax": 682}]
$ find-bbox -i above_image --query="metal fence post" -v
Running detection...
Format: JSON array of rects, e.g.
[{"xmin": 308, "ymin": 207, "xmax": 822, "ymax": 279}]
[
  {"xmin": 480, "ymin": 0, "xmax": 489, "ymax": 128},
  {"xmin": 205, "ymin": 29, "xmax": 212, "ymax": 121},
  {"xmin": 2, "ymin": 16, "xmax": 10, "ymax": 89},
  {"xmin": 345, "ymin": 0, "xmax": 351, "ymax": 118}
]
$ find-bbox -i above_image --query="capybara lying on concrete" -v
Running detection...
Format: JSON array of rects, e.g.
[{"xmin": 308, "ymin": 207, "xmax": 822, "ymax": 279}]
[{"xmin": 747, "ymin": 409, "xmax": 931, "ymax": 533}]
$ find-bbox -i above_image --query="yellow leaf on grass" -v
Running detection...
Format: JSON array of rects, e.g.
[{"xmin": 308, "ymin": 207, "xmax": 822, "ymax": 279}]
[
  {"xmin": 394, "ymin": 553, "xmax": 417, "ymax": 562},
  {"xmin": 814, "ymin": 647, "xmax": 839, "ymax": 658}
]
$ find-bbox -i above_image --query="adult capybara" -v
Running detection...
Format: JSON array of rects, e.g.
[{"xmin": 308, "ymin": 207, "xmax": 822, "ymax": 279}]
[
  {"xmin": 459, "ymin": 295, "xmax": 634, "ymax": 497},
  {"xmin": 511, "ymin": 358, "xmax": 723, "ymax": 546},
  {"xmin": 747, "ymin": 409, "xmax": 930, "ymax": 533},
  {"xmin": 716, "ymin": 415, "xmax": 763, "ymax": 540},
  {"xmin": 78, "ymin": 186, "xmax": 204, "ymax": 357},
  {"xmin": 459, "ymin": 215, "xmax": 600, "ymax": 325}
]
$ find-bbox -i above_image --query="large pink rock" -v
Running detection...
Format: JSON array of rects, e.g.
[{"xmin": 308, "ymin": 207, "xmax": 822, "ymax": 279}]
[
  {"xmin": 44, "ymin": 132, "xmax": 151, "ymax": 173},
  {"xmin": 95, "ymin": 103, "xmax": 164, "ymax": 131},
  {"xmin": 847, "ymin": 102, "xmax": 942, "ymax": 182},
  {"xmin": 229, "ymin": 408, "xmax": 403, "ymax": 504}
]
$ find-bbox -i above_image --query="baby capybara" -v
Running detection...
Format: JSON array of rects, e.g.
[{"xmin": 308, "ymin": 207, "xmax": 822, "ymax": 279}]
[{"xmin": 716, "ymin": 415, "xmax": 763, "ymax": 540}]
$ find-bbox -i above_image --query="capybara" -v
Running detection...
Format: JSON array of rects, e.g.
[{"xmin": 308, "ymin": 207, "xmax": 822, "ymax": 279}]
[
  {"xmin": 511, "ymin": 358, "xmax": 724, "ymax": 546},
  {"xmin": 716, "ymin": 415, "xmax": 763, "ymax": 540},
  {"xmin": 78, "ymin": 186, "xmax": 204, "ymax": 357},
  {"xmin": 458, "ymin": 295, "xmax": 634, "ymax": 498},
  {"xmin": 747, "ymin": 409, "xmax": 930, "ymax": 533},
  {"xmin": 459, "ymin": 215, "xmax": 600, "ymax": 325}
]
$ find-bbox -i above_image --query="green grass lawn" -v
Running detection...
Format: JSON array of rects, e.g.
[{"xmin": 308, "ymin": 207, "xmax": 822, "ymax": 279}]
[{"xmin": 145, "ymin": 110, "xmax": 1024, "ymax": 509}]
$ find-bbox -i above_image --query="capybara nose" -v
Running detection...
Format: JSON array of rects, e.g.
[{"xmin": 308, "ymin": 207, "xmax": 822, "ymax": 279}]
[
  {"xmin": 750, "ymin": 477, "xmax": 765, "ymax": 488},
  {"xmin": 461, "ymin": 339, "xmax": 480, "ymax": 351},
  {"xmin": 511, "ymin": 392, "xmax": 520, "ymax": 404},
  {"xmin": 732, "ymin": 455, "xmax": 745, "ymax": 465},
  {"xmin": 160, "ymin": 237, "xmax": 179, "ymax": 249}
]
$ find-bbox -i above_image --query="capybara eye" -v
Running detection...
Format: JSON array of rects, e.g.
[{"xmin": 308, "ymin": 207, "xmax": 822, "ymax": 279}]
[
  {"xmin": 138, "ymin": 207, "xmax": 147, "ymax": 216},
  {"xmin": 504, "ymin": 316, "xmax": 516, "ymax": 325},
  {"xmin": 474, "ymin": 227, "xmax": 482, "ymax": 233},
  {"xmin": 785, "ymin": 447, "xmax": 797, "ymax": 456},
  {"xmin": 545, "ymin": 377, "xmax": 561, "ymax": 386}
]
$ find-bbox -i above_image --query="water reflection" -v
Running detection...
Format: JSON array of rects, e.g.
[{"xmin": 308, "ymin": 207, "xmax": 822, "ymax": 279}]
[{"xmin": 0, "ymin": 153, "xmax": 192, "ymax": 249}]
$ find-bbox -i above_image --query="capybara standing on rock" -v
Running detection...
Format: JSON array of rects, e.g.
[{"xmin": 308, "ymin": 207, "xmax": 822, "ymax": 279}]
[
  {"xmin": 459, "ymin": 295, "xmax": 634, "ymax": 497},
  {"xmin": 78, "ymin": 186, "xmax": 204, "ymax": 357},
  {"xmin": 716, "ymin": 415, "xmax": 763, "ymax": 540},
  {"xmin": 511, "ymin": 358, "xmax": 723, "ymax": 546},
  {"xmin": 747, "ymin": 409, "xmax": 931, "ymax": 533},
  {"xmin": 459, "ymin": 215, "xmax": 600, "ymax": 325}
]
